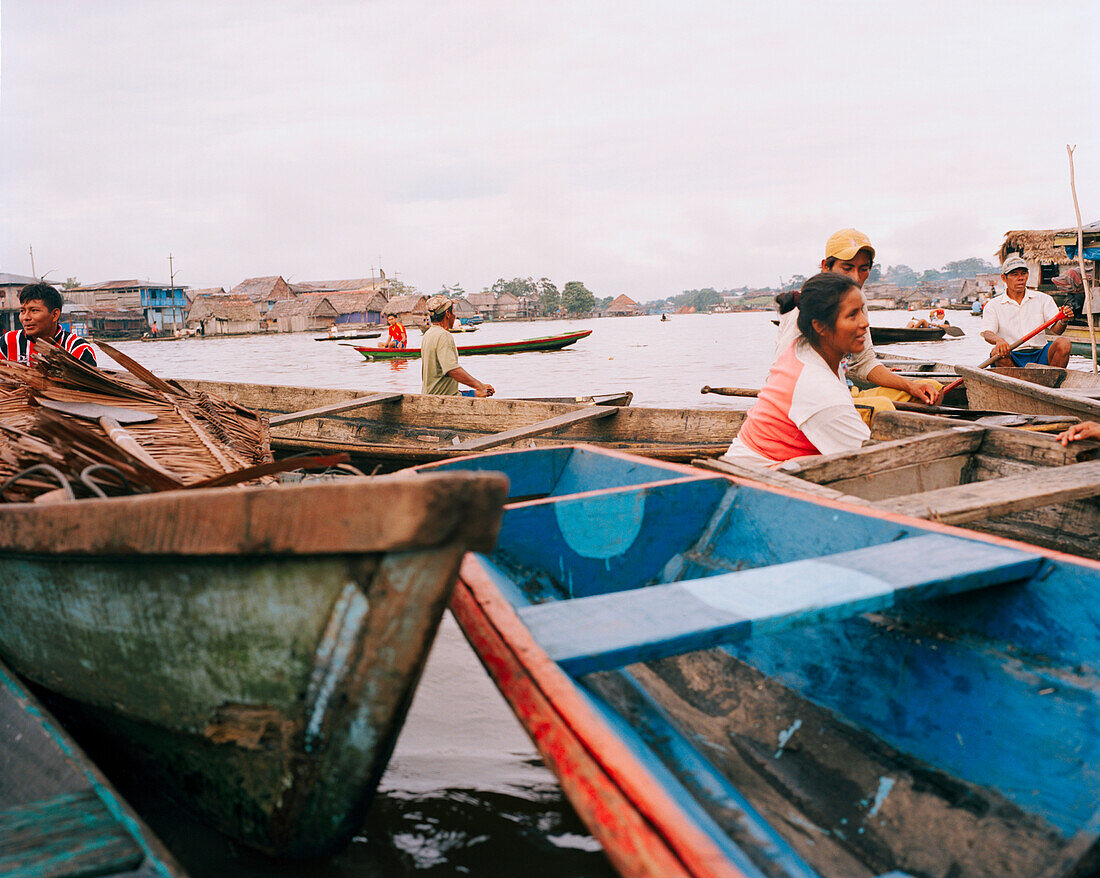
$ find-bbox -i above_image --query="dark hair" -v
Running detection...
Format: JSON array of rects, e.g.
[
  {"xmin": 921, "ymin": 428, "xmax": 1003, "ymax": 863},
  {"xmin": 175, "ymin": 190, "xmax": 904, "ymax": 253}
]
[
  {"xmin": 19, "ymin": 283, "xmax": 64, "ymax": 312},
  {"xmin": 774, "ymin": 289, "xmax": 799, "ymax": 314},
  {"xmin": 795, "ymin": 273, "xmax": 859, "ymax": 344}
]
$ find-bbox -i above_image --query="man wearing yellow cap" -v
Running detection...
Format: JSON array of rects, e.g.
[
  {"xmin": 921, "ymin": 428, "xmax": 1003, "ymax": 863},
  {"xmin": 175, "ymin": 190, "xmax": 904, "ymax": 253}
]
[
  {"xmin": 421, "ymin": 295, "xmax": 495, "ymax": 397},
  {"xmin": 775, "ymin": 229, "xmax": 942, "ymax": 416}
]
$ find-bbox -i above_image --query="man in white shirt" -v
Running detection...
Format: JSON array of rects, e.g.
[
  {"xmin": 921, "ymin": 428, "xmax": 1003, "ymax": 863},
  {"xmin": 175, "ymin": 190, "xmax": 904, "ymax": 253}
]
[
  {"xmin": 981, "ymin": 255, "xmax": 1071, "ymax": 367},
  {"xmin": 775, "ymin": 228, "xmax": 941, "ymax": 405}
]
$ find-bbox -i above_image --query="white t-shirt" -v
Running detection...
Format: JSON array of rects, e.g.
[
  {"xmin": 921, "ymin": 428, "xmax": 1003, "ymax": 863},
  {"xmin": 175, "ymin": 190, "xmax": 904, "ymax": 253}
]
[
  {"xmin": 980, "ymin": 290, "xmax": 1060, "ymax": 350},
  {"xmin": 723, "ymin": 340, "xmax": 870, "ymax": 466},
  {"xmin": 774, "ymin": 305, "xmax": 878, "ymax": 381}
]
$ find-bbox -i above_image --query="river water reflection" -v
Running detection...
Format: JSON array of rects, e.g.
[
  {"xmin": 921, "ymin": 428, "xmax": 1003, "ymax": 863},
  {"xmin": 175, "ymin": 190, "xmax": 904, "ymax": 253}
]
[{"xmin": 92, "ymin": 309, "xmax": 1049, "ymax": 876}]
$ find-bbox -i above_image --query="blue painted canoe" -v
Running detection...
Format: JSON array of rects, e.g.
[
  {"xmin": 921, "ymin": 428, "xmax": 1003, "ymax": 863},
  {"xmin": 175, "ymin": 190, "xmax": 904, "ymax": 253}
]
[
  {"xmin": 420, "ymin": 445, "xmax": 1100, "ymax": 878},
  {"xmin": 0, "ymin": 659, "xmax": 185, "ymax": 877}
]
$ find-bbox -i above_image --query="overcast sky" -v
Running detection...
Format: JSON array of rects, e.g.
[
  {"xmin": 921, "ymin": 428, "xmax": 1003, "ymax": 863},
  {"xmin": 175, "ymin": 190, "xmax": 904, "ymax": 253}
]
[{"xmin": 3, "ymin": 1, "xmax": 1098, "ymax": 301}]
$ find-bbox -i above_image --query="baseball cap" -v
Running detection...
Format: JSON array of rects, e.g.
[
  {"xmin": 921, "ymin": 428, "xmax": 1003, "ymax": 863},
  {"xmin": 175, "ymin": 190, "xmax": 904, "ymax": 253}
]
[
  {"xmin": 824, "ymin": 228, "xmax": 875, "ymax": 261},
  {"xmin": 1001, "ymin": 254, "xmax": 1029, "ymax": 275},
  {"xmin": 425, "ymin": 295, "xmax": 454, "ymax": 315}
]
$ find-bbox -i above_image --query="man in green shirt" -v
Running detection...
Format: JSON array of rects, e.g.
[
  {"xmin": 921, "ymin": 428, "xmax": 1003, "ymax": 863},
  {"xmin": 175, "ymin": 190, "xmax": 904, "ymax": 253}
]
[{"xmin": 421, "ymin": 296, "xmax": 496, "ymax": 397}]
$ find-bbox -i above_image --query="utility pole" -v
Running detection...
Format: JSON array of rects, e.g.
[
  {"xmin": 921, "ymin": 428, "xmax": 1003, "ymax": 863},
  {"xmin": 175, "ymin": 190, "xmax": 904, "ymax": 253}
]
[
  {"xmin": 29, "ymin": 245, "xmax": 36, "ymax": 279},
  {"xmin": 168, "ymin": 253, "xmax": 179, "ymax": 330}
]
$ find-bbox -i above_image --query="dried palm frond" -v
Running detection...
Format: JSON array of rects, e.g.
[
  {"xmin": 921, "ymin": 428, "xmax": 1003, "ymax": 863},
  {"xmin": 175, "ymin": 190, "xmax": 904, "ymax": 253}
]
[{"xmin": 0, "ymin": 341, "xmax": 275, "ymax": 503}]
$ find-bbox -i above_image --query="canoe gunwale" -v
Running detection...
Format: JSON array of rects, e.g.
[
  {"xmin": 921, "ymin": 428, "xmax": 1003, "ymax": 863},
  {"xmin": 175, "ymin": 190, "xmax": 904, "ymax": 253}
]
[
  {"xmin": 0, "ymin": 473, "xmax": 508, "ymax": 556},
  {"xmin": 957, "ymin": 365, "xmax": 1100, "ymax": 420},
  {"xmin": 452, "ymin": 558, "xmax": 744, "ymax": 878}
]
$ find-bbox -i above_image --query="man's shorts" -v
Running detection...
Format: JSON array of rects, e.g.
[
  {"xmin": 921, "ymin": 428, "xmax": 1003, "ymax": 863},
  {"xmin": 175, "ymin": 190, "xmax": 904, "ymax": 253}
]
[{"xmin": 1009, "ymin": 343, "xmax": 1053, "ymax": 366}]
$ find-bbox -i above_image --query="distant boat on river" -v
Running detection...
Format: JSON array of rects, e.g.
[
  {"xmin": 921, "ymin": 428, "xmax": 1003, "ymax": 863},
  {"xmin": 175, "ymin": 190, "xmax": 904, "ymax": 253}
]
[{"xmin": 352, "ymin": 329, "xmax": 593, "ymax": 360}]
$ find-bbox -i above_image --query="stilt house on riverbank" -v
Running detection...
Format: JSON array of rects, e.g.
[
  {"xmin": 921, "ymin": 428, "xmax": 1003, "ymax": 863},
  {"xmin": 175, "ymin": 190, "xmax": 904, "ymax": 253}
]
[
  {"xmin": 606, "ymin": 294, "xmax": 642, "ymax": 316},
  {"xmin": 382, "ymin": 294, "xmax": 428, "ymax": 329},
  {"xmin": 187, "ymin": 294, "xmax": 262, "ymax": 335},
  {"xmin": 268, "ymin": 295, "xmax": 339, "ymax": 333},
  {"xmin": 229, "ymin": 276, "xmax": 295, "ymax": 319}
]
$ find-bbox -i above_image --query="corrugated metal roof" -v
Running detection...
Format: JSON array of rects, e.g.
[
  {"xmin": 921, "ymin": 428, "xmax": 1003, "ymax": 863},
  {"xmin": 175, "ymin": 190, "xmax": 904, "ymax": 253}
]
[{"xmin": 0, "ymin": 272, "xmax": 43, "ymax": 286}]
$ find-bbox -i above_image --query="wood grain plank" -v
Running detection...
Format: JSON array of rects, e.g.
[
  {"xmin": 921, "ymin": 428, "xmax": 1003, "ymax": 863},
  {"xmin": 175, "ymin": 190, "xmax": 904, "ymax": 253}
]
[
  {"xmin": 0, "ymin": 790, "xmax": 143, "ymax": 877},
  {"xmin": 777, "ymin": 427, "xmax": 985, "ymax": 484},
  {"xmin": 519, "ymin": 534, "xmax": 1042, "ymax": 675},
  {"xmin": 450, "ymin": 406, "xmax": 620, "ymax": 452},
  {"xmin": 268, "ymin": 392, "xmax": 402, "ymax": 426},
  {"xmin": 0, "ymin": 472, "xmax": 508, "ymax": 556},
  {"xmin": 878, "ymin": 459, "xmax": 1100, "ymax": 524}
]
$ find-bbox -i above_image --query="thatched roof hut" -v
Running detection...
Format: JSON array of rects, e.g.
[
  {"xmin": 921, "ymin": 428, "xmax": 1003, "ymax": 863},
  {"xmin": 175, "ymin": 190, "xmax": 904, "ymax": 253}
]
[
  {"xmin": 229, "ymin": 276, "xmax": 294, "ymax": 304},
  {"xmin": 290, "ymin": 276, "xmax": 389, "ymax": 295},
  {"xmin": 1000, "ymin": 220, "xmax": 1100, "ymax": 266},
  {"xmin": 606, "ymin": 294, "xmax": 641, "ymax": 316},
  {"xmin": 187, "ymin": 295, "xmax": 262, "ymax": 334},
  {"xmin": 382, "ymin": 295, "xmax": 427, "ymax": 317}
]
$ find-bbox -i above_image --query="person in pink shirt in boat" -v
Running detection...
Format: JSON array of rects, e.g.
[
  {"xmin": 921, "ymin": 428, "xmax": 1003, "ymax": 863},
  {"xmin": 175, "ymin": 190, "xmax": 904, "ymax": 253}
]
[{"xmin": 722, "ymin": 272, "xmax": 871, "ymax": 466}]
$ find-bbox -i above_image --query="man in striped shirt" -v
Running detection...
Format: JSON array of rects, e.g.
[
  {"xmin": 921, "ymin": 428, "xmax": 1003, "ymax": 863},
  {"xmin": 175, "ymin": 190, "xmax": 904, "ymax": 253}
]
[{"xmin": 0, "ymin": 283, "xmax": 97, "ymax": 367}]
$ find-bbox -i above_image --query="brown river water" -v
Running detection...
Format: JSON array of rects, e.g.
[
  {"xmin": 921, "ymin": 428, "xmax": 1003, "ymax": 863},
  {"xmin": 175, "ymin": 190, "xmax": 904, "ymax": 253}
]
[{"xmin": 74, "ymin": 309, "xmax": 1056, "ymax": 876}]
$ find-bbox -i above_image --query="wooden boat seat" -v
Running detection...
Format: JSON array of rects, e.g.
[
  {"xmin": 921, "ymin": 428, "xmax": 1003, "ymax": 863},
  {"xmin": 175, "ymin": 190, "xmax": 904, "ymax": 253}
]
[
  {"xmin": 518, "ymin": 533, "xmax": 1043, "ymax": 675},
  {"xmin": 0, "ymin": 790, "xmax": 144, "ymax": 877}
]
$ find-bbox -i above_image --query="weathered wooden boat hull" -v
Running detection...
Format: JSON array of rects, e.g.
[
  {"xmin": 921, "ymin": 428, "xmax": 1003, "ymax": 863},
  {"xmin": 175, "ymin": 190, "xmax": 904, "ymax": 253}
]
[
  {"xmin": 703, "ymin": 410, "xmax": 1100, "ymax": 560},
  {"xmin": 354, "ymin": 329, "xmax": 592, "ymax": 359},
  {"xmin": 0, "ymin": 659, "xmax": 185, "ymax": 877},
  {"xmin": 957, "ymin": 365, "xmax": 1100, "ymax": 419},
  {"xmin": 0, "ymin": 474, "xmax": 507, "ymax": 857},
  {"xmin": 175, "ymin": 380, "xmax": 740, "ymax": 467},
  {"xmin": 421, "ymin": 445, "xmax": 1100, "ymax": 878}
]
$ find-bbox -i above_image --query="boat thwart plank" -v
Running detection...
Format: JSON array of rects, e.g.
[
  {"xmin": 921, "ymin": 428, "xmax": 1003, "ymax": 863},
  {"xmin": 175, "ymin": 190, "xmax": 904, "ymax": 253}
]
[
  {"xmin": 268, "ymin": 392, "xmax": 402, "ymax": 426},
  {"xmin": 450, "ymin": 405, "xmax": 619, "ymax": 452},
  {"xmin": 878, "ymin": 458, "xmax": 1100, "ymax": 525},
  {"xmin": 519, "ymin": 534, "xmax": 1043, "ymax": 675}
]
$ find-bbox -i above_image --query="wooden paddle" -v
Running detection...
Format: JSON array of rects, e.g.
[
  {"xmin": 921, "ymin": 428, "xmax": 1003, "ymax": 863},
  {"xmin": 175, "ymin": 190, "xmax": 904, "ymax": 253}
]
[
  {"xmin": 940, "ymin": 306, "xmax": 1074, "ymax": 396},
  {"xmin": 699, "ymin": 385, "xmax": 1033, "ymax": 421}
]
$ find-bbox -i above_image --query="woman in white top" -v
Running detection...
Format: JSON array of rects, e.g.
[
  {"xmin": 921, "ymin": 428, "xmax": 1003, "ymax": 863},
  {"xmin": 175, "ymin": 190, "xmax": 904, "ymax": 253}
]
[{"xmin": 723, "ymin": 273, "xmax": 871, "ymax": 467}]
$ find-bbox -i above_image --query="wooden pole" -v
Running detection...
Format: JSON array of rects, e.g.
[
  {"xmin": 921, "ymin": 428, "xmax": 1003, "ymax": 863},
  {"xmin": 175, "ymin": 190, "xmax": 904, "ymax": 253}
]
[{"xmin": 1067, "ymin": 144, "xmax": 1098, "ymax": 373}]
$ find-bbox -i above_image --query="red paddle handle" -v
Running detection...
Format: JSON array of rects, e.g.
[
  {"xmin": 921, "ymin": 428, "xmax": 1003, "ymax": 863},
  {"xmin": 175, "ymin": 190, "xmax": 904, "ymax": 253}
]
[{"xmin": 940, "ymin": 307, "xmax": 1072, "ymax": 396}]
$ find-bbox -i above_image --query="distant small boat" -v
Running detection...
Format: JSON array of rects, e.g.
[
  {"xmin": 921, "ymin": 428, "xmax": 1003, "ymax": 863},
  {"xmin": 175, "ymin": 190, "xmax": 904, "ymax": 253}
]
[
  {"xmin": 314, "ymin": 327, "xmax": 382, "ymax": 341},
  {"xmin": 870, "ymin": 325, "xmax": 947, "ymax": 344},
  {"xmin": 0, "ymin": 658, "xmax": 185, "ymax": 877},
  {"xmin": 354, "ymin": 330, "xmax": 593, "ymax": 360},
  {"xmin": 421, "ymin": 443, "xmax": 1100, "ymax": 878},
  {"xmin": 770, "ymin": 320, "xmax": 948, "ymax": 344}
]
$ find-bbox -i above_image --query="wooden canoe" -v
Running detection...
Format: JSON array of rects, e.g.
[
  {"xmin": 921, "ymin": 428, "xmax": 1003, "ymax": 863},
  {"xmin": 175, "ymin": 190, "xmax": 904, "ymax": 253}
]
[
  {"xmin": 771, "ymin": 321, "xmax": 948, "ymax": 345},
  {"xmin": 956, "ymin": 365, "xmax": 1100, "ymax": 420},
  {"xmin": 869, "ymin": 325, "xmax": 947, "ymax": 344},
  {"xmin": 0, "ymin": 659, "xmax": 185, "ymax": 877},
  {"xmin": 353, "ymin": 329, "xmax": 592, "ymax": 360},
  {"xmin": 174, "ymin": 379, "xmax": 740, "ymax": 468},
  {"xmin": 1058, "ymin": 324, "xmax": 1100, "ymax": 358},
  {"xmin": 700, "ymin": 410, "xmax": 1100, "ymax": 560},
  {"xmin": 420, "ymin": 444, "xmax": 1100, "ymax": 878},
  {"xmin": 0, "ymin": 472, "xmax": 507, "ymax": 858},
  {"xmin": 314, "ymin": 329, "xmax": 381, "ymax": 341}
]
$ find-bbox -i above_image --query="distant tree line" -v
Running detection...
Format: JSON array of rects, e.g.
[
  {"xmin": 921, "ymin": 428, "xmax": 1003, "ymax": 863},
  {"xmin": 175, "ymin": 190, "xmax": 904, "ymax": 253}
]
[{"xmin": 388, "ymin": 276, "xmax": 603, "ymax": 317}]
